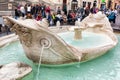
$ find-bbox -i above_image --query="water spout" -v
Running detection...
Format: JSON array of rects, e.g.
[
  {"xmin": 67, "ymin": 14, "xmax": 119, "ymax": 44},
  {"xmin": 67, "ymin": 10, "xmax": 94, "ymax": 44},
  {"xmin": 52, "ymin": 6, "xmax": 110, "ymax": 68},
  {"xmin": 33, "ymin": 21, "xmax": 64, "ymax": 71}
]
[{"xmin": 74, "ymin": 28, "xmax": 82, "ymax": 40}]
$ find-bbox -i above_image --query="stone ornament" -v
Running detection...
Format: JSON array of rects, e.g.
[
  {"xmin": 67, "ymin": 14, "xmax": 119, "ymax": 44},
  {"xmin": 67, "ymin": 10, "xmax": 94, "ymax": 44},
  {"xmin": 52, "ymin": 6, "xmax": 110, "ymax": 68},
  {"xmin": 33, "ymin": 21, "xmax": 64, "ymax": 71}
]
[
  {"xmin": 4, "ymin": 11, "xmax": 118, "ymax": 65},
  {"xmin": 0, "ymin": 62, "xmax": 32, "ymax": 80}
]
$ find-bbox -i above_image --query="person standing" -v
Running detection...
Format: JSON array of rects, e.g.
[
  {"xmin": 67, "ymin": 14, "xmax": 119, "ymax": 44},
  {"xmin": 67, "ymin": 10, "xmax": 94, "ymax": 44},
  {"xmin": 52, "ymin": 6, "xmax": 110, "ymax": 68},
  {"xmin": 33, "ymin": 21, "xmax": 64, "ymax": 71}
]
[
  {"xmin": 27, "ymin": 4, "xmax": 31, "ymax": 13},
  {"xmin": 14, "ymin": 8, "xmax": 20, "ymax": 19},
  {"xmin": 116, "ymin": 2, "xmax": 120, "ymax": 15},
  {"xmin": 31, "ymin": 4, "xmax": 36, "ymax": 18},
  {"xmin": 57, "ymin": 7, "xmax": 61, "ymax": 14},
  {"xmin": 20, "ymin": 5, "xmax": 25, "ymax": 18},
  {"xmin": 63, "ymin": 4, "xmax": 67, "ymax": 15},
  {"xmin": 45, "ymin": 6, "xmax": 51, "ymax": 13},
  {"xmin": 41, "ymin": 3, "xmax": 46, "ymax": 18},
  {"xmin": 116, "ymin": 1, "xmax": 120, "ymax": 26},
  {"xmin": 108, "ymin": 9, "xmax": 116, "ymax": 24}
]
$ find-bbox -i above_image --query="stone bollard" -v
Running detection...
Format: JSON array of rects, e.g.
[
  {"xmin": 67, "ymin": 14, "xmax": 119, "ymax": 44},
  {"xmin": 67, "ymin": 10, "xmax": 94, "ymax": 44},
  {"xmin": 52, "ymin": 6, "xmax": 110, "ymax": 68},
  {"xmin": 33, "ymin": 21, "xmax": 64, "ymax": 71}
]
[{"xmin": 74, "ymin": 28, "xmax": 82, "ymax": 40}]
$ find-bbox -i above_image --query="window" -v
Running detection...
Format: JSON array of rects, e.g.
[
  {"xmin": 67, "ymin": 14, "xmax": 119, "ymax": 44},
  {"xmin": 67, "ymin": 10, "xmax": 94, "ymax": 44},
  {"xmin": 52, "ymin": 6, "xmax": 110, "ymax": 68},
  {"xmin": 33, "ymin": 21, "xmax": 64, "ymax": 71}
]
[
  {"xmin": 88, "ymin": 2, "xmax": 91, "ymax": 8},
  {"xmin": 71, "ymin": 0, "xmax": 78, "ymax": 11},
  {"xmin": 108, "ymin": 0, "xmax": 112, "ymax": 8},
  {"xmin": 83, "ymin": 1, "xmax": 86, "ymax": 7}
]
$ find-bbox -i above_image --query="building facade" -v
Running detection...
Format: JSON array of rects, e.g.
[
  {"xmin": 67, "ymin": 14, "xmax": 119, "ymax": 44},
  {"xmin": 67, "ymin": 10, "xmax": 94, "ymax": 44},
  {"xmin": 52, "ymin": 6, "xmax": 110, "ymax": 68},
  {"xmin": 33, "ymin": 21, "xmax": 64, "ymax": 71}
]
[
  {"xmin": 98, "ymin": 0, "xmax": 120, "ymax": 9},
  {"xmin": 0, "ymin": 0, "xmax": 29, "ymax": 16},
  {"xmin": 61, "ymin": 0, "xmax": 97, "ymax": 11}
]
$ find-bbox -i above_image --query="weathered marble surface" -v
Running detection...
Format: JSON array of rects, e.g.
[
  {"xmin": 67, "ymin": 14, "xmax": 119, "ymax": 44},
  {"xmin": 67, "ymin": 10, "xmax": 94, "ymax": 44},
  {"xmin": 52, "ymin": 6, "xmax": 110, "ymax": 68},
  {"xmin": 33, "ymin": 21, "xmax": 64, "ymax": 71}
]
[
  {"xmin": 0, "ymin": 62, "xmax": 32, "ymax": 80},
  {"xmin": 3, "ymin": 11, "xmax": 118, "ymax": 65},
  {"xmin": 69, "ymin": 12, "xmax": 118, "ymax": 61}
]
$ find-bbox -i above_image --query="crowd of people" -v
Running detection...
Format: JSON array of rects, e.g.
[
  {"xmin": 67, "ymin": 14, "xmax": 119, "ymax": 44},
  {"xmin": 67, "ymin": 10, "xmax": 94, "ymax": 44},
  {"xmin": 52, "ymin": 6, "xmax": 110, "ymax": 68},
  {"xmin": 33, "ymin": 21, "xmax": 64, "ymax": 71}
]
[
  {"xmin": 0, "ymin": 2, "xmax": 120, "ymax": 35},
  {"xmin": 14, "ymin": 3, "xmax": 120, "ymax": 26}
]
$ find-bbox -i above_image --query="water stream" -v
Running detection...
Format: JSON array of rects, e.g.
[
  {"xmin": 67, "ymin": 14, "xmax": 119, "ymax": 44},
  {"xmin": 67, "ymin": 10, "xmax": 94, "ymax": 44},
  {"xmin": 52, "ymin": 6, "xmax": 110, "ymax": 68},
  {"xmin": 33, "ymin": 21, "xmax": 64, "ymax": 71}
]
[{"xmin": 36, "ymin": 45, "xmax": 45, "ymax": 80}]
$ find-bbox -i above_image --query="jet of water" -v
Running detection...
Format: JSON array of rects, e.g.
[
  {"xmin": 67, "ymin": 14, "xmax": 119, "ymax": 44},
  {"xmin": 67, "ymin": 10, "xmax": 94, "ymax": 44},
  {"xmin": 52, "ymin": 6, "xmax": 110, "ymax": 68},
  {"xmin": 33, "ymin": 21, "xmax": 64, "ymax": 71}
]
[{"xmin": 36, "ymin": 45, "xmax": 45, "ymax": 80}]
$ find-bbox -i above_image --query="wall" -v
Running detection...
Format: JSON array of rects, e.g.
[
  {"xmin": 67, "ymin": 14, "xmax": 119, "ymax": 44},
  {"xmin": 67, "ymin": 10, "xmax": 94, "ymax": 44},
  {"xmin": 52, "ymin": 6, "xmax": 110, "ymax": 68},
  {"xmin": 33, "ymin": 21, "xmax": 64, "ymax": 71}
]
[{"xmin": 82, "ymin": 0, "xmax": 96, "ymax": 8}]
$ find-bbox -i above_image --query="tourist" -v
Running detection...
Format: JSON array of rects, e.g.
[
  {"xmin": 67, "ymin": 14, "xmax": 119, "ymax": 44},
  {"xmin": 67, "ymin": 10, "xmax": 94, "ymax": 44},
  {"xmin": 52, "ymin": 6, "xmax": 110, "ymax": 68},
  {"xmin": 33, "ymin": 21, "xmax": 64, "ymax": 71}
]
[
  {"xmin": 77, "ymin": 7, "xmax": 85, "ymax": 16},
  {"xmin": 57, "ymin": 7, "xmax": 61, "ymax": 14},
  {"xmin": 24, "ymin": 4, "xmax": 27, "ymax": 14},
  {"xmin": 116, "ymin": 2, "xmax": 120, "ymax": 26},
  {"xmin": 46, "ymin": 12, "xmax": 52, "ymax": 24},
  {"xmin": 0, "ymin": 24, "xmax": 2, "ymax": 33},
  {"xmin": 51, "ymin": 12, "xmax": 57, "ymax": 25},
  {"xmin": 70, "ymin": 11, "xmax": 76, "ymax": 22},
  {"xmin": 108, "ymin": 9, "xmax": 116, "ymax": 24},
  {"xmin": 63, "ymin": 4, "xmax": 67, "ymax": 15},
  {"xmin": 14, "ymin": 8, "xmax": 20, "ymax": 19},
  {"xmin": 36, "ymin": 13, "xmax": 42, "ymax": 21},
  {"xmin": 67, "ymin": 11, "xmax": 72, "ymax": 24},
  {"xmin": 25, "ymin": 13, "xmax": 33, "ymax": 19},
  {"xmin": 62, "ymin": 13, "xmax": 67, "ymax": 24},
  {"xmin": 31, "ymin": 4, "xmax": 36, "ymax": 18},
  {"xmin": 105, "ymin": 9, "xmax": 111, "ymax": 16},
  {"xmin": 45, "ymin": 6, "xmax": 51, "ymax": 13},
  {"xmin": 27, "ymin": 4, "xmax": 31, "ymax": 13},
  {"xmin": 84, "ymin": 7, "xmax": 90, "ymax": 17},
  {"xmin": 116, "ymin": 1, "xmax": 120, "ymax": 15},
  {"xmin": 56, "ymin": 13, "xmax": 62, "ymax": 22},
  {"xmin": 35, "ymin": 5, "xmax": 39, "ymax": 15},
  {"xmin": 20, "ymin": 5, "xmax": 25, "ymax": 18},
  {"xmin": 76, "ymin": 13, "xmax": 82, "ymax": 21},
  {"xmin": 38, "ymin": 4, "xmax": 42, "ymax": 13},
  {"xmin": 41, "ymin": 3, "xmax": 46, "ymax": 18}
]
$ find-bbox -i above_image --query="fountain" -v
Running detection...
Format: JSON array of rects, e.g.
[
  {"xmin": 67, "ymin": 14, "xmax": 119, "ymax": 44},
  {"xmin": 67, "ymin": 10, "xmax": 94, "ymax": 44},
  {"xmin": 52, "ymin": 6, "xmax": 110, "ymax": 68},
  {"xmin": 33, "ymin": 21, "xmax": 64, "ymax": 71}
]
[{"xmin": 0, "ymin": 12, "xmax": 119, "ymax": 80}]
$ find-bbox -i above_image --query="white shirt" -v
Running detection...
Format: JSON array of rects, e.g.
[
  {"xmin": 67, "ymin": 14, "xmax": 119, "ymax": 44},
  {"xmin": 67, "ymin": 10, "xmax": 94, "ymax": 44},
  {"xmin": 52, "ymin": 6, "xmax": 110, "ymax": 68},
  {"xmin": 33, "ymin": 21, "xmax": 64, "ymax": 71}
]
[
  {"xmin": 27, "ymin": 6, "xmax": 31, "ymax": 12},
  {"xmin": 56, "ymin": 14, "xmax": 62, "ymax": 19},
  {"xmin": 20, "ymin": 6, "xmax": 25, "ymax": 13}
]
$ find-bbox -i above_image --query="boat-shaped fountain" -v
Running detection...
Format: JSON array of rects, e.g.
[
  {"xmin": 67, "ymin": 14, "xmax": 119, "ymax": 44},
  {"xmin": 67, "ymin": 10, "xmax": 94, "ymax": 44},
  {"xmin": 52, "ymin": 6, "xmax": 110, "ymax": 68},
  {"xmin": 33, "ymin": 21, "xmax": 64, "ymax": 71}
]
[{"xmin": 0, "ymin": 12, "xmax": 118, "ymax": 80}]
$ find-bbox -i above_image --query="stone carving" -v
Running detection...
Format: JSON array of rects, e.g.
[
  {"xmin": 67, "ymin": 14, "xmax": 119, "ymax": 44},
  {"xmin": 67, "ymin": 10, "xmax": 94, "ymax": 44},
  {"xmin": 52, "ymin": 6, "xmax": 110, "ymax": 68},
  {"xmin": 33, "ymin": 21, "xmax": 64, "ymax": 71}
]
[
  {"xmin": 39, "ymin": 37, "xmax": 51, "ymax": 48},
  {"xmin": 5, "ymin": 12, "xmax": 118, "ymax": 65},
  {"xmin": 0, "ymin": 62, "xmax": 32, "ymax": 80},
  {"xmin": 11, "ymin": 24, "xmax": 32, "ymax": 47}
]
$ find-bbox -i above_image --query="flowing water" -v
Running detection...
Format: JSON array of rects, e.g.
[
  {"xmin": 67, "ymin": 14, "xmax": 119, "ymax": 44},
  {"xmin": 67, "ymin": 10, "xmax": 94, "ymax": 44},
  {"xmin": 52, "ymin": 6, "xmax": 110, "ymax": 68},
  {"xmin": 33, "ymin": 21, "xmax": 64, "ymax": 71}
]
[
  {"xmin": 36, "ymin": 45, "xmax": 45, "ymax": 80},
  {"xmin": 0, "ymin": 35, "xmax": 120, "ymax": 80}
]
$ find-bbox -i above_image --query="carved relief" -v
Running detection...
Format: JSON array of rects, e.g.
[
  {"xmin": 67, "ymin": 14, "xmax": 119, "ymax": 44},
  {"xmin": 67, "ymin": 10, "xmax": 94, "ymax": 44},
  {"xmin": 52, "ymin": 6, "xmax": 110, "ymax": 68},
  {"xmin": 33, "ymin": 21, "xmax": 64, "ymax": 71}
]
[
  {"xmin": 39, "ymin": 37, "xmax": 51, "ymax": 48},
  {"xmin": 11, "ymin": 24, "xmax": 32, "ymax": 47},
  {"xmin": 4, "ymin": 18, "xmax": 14, "ymax": 28}
]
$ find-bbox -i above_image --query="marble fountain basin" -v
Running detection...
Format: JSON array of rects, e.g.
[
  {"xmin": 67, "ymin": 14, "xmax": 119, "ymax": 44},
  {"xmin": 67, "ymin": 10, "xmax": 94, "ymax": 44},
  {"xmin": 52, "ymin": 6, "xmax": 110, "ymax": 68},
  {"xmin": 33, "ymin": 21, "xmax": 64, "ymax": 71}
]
[
  {"xmin": 2, "ymin": 12, "xmax": 118, "ymax": 65},
  {"xmin": 0, "ymin": 12, "xmax": 118, "ymax": 80}
]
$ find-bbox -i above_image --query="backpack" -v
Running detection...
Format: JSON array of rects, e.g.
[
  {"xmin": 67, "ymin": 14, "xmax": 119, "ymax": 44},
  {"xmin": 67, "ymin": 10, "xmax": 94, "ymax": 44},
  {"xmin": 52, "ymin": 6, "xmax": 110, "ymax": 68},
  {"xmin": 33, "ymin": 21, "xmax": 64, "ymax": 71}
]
[{"xmin": 108, "ymin": 12, "xmax": 115, "ymax": 19}]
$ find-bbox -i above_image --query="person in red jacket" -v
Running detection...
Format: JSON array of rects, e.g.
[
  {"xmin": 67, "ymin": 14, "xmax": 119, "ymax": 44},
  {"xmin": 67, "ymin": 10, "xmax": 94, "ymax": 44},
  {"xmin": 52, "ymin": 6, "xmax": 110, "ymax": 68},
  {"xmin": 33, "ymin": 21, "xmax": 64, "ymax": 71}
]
[
  {"xmin": 36, "ymin": 13, "xmax": 42, "ymax": 21},
  {"xmin": 45, "ymin": 6, "xmax": 50, "ymax": 13}
]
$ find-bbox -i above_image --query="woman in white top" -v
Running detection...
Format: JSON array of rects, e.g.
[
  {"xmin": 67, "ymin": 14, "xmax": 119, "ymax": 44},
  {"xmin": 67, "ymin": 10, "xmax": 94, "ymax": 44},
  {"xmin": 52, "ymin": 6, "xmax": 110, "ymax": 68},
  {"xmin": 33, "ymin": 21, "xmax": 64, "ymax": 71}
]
[{"xmin": 27, "ymin": 5, "xmax": 31, "ymax": 13}]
